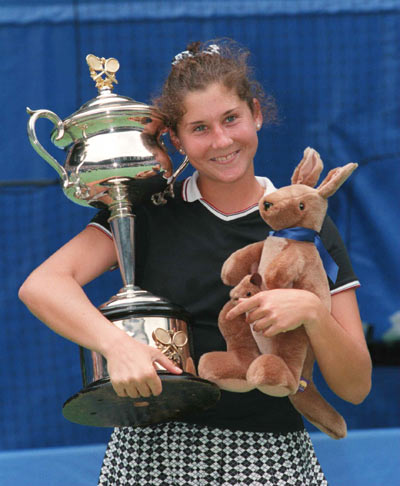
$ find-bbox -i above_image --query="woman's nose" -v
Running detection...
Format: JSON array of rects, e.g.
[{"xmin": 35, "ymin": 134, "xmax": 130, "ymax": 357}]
[{"xmin": 211, "ymin": 125, "xmax": 233, "ymax": 149}]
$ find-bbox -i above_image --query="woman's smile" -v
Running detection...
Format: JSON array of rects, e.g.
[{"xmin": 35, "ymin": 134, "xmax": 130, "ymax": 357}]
[{"xmin": 210, "ymin": 149, "xmax": 241, "ymax": 163}]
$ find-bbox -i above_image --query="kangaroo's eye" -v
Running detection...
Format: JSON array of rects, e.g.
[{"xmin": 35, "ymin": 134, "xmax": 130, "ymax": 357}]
[
  {"xmin": 264, "ymin": 201, "xmax": 273, "ymax": 210},
  {"xmin": 246, "ymin": 292, "xmax": 252, "ymax": 297},
  {"xmin": 299, "ymin": 202, "xmax": 305, "ymax": 210}
]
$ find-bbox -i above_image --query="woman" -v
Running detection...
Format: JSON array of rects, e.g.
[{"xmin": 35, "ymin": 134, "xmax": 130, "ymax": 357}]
[{"xmin": 19, "ymin": 40, "xmax": 371, "ymax": 485}]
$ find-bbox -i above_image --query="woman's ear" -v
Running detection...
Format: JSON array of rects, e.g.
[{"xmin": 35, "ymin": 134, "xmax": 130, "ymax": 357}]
[
  {"xmin": 252, "ymin": 98, "xmax": 263, "ymax": 129},
  {"xmin": 169, "ymin": 128, "xmax": 184, "ymax": 152}
]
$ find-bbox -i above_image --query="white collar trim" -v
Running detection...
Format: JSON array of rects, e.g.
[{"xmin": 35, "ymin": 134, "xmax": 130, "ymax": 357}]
[{"xmin": 182, "ymin": 171, "xmax": 276, "ymax": 221}]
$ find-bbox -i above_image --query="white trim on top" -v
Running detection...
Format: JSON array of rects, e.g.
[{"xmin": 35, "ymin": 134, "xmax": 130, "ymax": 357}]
[
  {"xmin": 331, "ymin": 281, "xmax": 361, "ymax": 295},
  {"xmin": 182, "ymin": 171, "xmax": 276, "ymax": 221}
]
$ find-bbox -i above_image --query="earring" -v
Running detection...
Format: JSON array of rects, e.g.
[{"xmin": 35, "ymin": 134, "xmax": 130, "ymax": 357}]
[
  {"xmin": 256, "ymin": 123, "xmax": 261, "ymax": 130},
  {"xmin": 179, "ymin": 148, "xmax": 185, "ymax": 155}
]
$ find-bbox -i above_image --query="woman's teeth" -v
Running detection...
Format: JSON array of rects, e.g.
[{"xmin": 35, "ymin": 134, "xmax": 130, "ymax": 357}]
[{"xmin": 212, "ymin": 150, "xmax": 239, "ymax": 162}]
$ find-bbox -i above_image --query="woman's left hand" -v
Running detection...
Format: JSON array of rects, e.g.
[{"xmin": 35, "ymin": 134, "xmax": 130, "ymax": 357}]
[
  {"xmin": 227, "ymin": 287, "xmax": 372, "ymax": 404},
  {"xmin": 226, "ymin": 288, "xmax": 320, "ymax": 336}
]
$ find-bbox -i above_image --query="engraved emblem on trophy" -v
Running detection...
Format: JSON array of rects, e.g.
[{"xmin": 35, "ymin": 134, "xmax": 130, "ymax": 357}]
[{"xmin": 26, "ymin": 55, "xmax": 220, "ymax": 427}]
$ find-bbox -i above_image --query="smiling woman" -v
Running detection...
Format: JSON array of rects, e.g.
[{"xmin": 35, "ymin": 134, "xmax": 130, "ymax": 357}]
[
  {"xmin": 153, "ymin": 40, "xmax": 277, "ymax": 212},
  {"xmin": 19, "ymin": 39, "xmax": 371, "ymax": 486}
]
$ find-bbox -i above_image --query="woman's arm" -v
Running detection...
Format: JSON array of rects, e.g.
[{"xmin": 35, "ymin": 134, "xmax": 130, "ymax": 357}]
[
  {"xmin": 301, "ymin": 288, "xmax": 371, "ymax": 404},
  {"xmin": 18, "ymin": 226, "xmax": 181, "ymax": 398},
  {"xmin": 226, "ymin": 287, "xmax": 372, "ymax": 404}
]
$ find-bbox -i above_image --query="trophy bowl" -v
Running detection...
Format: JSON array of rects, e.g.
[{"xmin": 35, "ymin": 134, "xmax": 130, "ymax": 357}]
[{"xmin": 27, "ymin": 55, "xmax": 220, "ymax": 427}]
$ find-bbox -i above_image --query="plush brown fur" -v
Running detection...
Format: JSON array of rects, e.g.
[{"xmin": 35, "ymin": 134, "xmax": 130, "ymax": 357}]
[
  {"xmin": 199, "ymin": 147, "xmax": 357, "ymax": 439},
  {"xmin": 198, "ymin": 273, "xmax": 262, "ymax": 392}
]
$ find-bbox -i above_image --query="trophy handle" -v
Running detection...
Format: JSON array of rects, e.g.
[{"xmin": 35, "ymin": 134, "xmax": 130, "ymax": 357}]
[
  {"xmin": 151, "ymin": 156, "xmax": 190, "ymax": 205},
  {"xmin": 26, "ymin": 108, "xmax": 69, "ymax": 184}
]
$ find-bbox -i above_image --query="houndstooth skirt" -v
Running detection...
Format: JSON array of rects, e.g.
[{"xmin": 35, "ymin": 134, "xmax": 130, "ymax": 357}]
[{"xmin": 98, "ymin": 421, "xmax": 328, "ymax": 486}]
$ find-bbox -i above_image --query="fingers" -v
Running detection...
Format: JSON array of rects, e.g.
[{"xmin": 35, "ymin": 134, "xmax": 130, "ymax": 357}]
[
  {"xmin": 226, "ymin": 289, "xmax": 304, "ymax": 335},
  {"xmin": 105, "ymin": 332, "xmax": 185, "ymax": 399},
  {"xmin": 155, "ymin": 354, "xmax": 183, "ymax": 376},
  {"xmin": 110, "ymin": 352, "xmax": 182, "ymax": 399},
  {"xmin": 261, "ymin": 325, "xmax": 281, "ymax": 338},
  {"xmin": 252, "ymin": 314, "xmax": 302, "ymax": 336},
  {"xmin": 254, "ymin": 320, "xmax": 278, "ymax": 337},
  {"xmin": 111, "ymin": 372, "xmax": 158, "ymax": 398},
  {"xmin": 252, "ymin": 316, "xmax": 273, "ymax": 333},
  {"xmin": 226, "ymin": 298, "xmax": 258, "ymax": 320}
]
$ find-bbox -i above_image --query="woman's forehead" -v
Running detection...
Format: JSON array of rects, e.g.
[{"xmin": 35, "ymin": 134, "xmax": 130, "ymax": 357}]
[{"xmin": 180, "ymin": 83, "xmax": 246, "ymax": 124}]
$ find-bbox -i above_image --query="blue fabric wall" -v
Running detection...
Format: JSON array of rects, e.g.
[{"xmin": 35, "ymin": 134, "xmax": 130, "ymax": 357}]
[{"xmin": 1, "ymin": 1, "xmax": 399, "ymax": 450}]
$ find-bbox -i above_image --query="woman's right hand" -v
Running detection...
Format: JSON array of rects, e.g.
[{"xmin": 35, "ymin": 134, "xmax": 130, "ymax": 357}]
[
  {"xmin": 18, "ymin": 226, "xmax": 182, "ymax": 400},
  {"xmin": 103, "ymin": 331, "xmax": 182, "ymax": 398}
]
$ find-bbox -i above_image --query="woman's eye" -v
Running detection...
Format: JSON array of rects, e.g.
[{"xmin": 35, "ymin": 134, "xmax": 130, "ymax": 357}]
[
  {"xmin": 194, "ymin": 125, "xmax": 206, "ymax": 132},
  {"xmin": 225, "ymin": 115, "xmax": 236, "ymax": 123}
]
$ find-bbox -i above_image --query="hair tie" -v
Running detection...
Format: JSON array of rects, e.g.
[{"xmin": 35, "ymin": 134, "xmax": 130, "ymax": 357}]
[
  {"xmin": 171, "ymin": 44, "xmax": 220, "ymax": 66},
  {"xmin": 171, "ymin": 50, "xmax": 194, "ymax": 66},
  {"xmin": 204, "ymin": 44, "xmax": 220, "ymax": 56}
]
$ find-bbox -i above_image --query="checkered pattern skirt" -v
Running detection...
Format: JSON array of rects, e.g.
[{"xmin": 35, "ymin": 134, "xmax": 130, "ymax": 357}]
[
  {"xmin": 98, "ymin": 421, "xmax": 327, "ymax": 486},
  {"xmin": 99, "ymin": 422, "xmax": 327, "ymax": 486}
]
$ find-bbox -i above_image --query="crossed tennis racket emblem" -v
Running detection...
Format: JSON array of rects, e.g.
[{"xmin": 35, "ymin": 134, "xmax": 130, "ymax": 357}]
[
  {"xmin": 152, "ymin": 328, "xmax": 188, "ymax": 368},
  {"xmin": 86, "ymin": 54, "xmax": 120, "ymax": 91}
]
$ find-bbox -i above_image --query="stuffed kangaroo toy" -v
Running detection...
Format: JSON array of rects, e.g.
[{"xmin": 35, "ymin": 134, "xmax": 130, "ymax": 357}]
[
  {"xmin": 199, "ymin": 147, "xmax": 357, "ymax": 439},
  {"xmin": 198, "ymin": 273, "xmax": 263, "ymax": 392}
]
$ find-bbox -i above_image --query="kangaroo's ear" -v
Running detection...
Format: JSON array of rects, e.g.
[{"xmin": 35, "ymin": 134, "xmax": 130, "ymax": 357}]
[
  {"xmin": 250, "ymin": 273, "xmax": 262, "ymax": 287},
  {"xmin": 317, "ymin": 163, "xmax": 358, "ymax": 199},
  {"xmin": 291, "ymin": 147, "xmax": 324, "ymax": 187}
]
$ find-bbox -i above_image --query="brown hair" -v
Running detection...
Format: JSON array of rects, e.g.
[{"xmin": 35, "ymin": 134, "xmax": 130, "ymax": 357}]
[{"xmin": 153, "ymin": 39, "xmax": 278, "ymax": 133}]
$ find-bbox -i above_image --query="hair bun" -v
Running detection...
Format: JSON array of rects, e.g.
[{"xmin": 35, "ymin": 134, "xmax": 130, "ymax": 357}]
[{"xmin": 186, "ymin": 41, "xmax": 202, "ymax": 54}]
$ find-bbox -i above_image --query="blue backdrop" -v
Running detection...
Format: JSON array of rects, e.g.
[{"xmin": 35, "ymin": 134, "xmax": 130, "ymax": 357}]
[{"xmin": 1, "ymin": 0, "xmax": 399, "ymax": 450}]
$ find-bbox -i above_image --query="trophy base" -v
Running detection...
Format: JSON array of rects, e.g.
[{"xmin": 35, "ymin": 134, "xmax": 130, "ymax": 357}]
[{"xmin": 62, "ymin": 371, "xmax": 221, "ymax": 427}]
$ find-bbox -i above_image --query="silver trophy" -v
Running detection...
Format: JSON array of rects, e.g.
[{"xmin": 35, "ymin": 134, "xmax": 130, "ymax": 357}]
[{"xmin": 26, "ymin": 55, "xmax": 220, "ymax": 427}]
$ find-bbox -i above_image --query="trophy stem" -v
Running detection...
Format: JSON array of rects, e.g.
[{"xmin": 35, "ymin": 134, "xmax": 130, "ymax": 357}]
[{"xmin": 107, "ymin": 180, "xmax": 136, "ymax": 289}]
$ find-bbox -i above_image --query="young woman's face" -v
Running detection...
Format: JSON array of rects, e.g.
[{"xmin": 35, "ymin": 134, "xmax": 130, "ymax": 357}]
[{"xmin": 174, "ymin": 83, "xmax": 262, "ymax": 187}]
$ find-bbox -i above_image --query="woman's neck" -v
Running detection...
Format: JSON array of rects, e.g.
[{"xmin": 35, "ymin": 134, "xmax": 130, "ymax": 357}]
[{"xmin": 197, "ymin": 176, "xmax": 264, "ymax": 214}]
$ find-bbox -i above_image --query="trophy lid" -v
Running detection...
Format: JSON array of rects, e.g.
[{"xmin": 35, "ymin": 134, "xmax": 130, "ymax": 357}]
[{"xmin": 51, "ymin": 55, "xmax": 159, "ymax": 148}]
